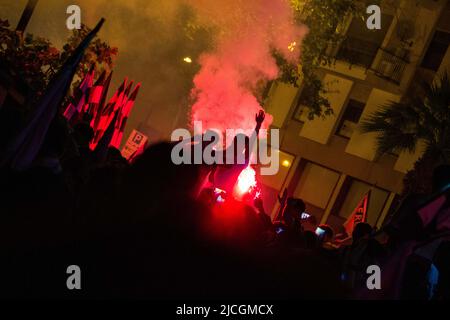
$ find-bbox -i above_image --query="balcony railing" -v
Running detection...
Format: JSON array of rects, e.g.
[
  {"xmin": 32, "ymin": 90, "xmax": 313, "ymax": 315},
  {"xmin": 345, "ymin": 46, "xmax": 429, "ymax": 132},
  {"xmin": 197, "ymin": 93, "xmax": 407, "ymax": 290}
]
[
  {"xmin": 370, "ymin": 47, "xmax": 409, "ymax": 85},
  {"xmin": 334, "ymin": 37, "xmax": 379, "ymax": 69},
  {"xmin": 323, "ymin": 37, "xmax": 410, "ymax": 85}
]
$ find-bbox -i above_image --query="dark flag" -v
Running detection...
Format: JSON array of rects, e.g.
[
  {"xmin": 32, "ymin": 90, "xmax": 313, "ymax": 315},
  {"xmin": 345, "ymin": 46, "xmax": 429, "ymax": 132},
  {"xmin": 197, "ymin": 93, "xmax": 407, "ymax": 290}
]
[
  {"xmin": 1, "ymin": 18, "xmax": 105, "ymax": 170},
  {"xmin": 417, "ymin": 187, "xmax": 450, "ymax": 230},
  {"xmin": 94, "ymin": 110, "xmax": 119, "ymax": 163}
]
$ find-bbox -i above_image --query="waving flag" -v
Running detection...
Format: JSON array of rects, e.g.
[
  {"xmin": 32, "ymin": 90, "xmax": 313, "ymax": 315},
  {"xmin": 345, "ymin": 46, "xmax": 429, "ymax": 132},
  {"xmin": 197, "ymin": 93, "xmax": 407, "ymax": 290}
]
[
  {"xmin": 91, "ymin": 71, "xmax": 113, "ymax": 131},
  {"xmin": 86, "ymin": 69, "xmax": 106, "ymax": 117},
  {"xmin": 1, "ymin": 18, "xmax": 105, "ymax": 170},
  {"xmin": 63, "ymin": 63, "xmax": 95, "ymax": 122},
  {"xmin": 94, "ymin": 110, "xmax": 119, "ymax": 163},
  {"xmin": 90, "ymin": 78, "xmax": 127, "ymax": 149},
  {"xmin": 344, "ymin": 191, "xmax": 370, "ymax": 236},
  {"xmin": 97, "ymin": 81, "xmax": 133, "ymax": 150},
  {"xmin": 111, "ymin": 82, "xmax": 140, "ymax": 149}
]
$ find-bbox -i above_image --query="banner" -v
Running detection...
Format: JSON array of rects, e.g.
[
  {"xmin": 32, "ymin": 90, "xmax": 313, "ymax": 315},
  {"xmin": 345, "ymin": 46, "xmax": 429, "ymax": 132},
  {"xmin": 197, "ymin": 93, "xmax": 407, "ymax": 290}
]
[
  {"xmin": 344, "ymin": 190, "xmax": 370, "ymax": 236},
  {"xmin": 121, "ymin": 129, "xmax": 148, "ymax": 160}
]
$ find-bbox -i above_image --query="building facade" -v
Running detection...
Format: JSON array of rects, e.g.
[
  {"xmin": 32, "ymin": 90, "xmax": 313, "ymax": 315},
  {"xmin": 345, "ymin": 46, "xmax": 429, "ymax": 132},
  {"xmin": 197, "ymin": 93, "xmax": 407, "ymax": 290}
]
[{"xmin": 260, "ymin": 0, "xmax": 450, "ymax": 231}]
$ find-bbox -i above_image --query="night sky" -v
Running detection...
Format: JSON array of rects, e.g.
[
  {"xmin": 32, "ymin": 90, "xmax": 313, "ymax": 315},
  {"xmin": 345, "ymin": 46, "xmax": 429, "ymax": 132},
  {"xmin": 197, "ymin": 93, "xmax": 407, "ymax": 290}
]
[{"xmin": 0, "ymin": 0, "xmax": 212, "ymax": 142}]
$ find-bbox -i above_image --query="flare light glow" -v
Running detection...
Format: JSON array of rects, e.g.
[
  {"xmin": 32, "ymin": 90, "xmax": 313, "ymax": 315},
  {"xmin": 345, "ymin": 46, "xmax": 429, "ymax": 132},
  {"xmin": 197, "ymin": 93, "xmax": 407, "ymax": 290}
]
[{"xmin": 235, "ymin": 166, "xmax": 257, "ymax": 195}]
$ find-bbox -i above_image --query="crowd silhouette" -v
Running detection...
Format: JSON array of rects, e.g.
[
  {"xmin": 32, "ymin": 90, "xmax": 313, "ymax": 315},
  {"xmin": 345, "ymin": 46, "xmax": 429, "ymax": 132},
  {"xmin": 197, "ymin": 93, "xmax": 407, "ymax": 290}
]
[{"xmin": 0, "ymin": 104, "xmax": 449, "ymax": 300}]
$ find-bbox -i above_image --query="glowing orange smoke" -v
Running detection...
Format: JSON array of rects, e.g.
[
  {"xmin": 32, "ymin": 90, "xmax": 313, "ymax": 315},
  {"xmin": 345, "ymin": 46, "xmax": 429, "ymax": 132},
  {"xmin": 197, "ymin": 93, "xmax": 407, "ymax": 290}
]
[{"xmin": 235, "ymin": 166, "xmax": 257, "ymax": 196}]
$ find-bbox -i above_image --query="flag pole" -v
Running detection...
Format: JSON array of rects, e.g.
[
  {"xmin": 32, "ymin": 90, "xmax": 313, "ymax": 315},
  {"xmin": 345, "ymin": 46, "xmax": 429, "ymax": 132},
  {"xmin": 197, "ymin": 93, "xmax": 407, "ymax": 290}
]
[{"xmin": 16, "ymin": 0, "xmax": 39, "ymax": 33}]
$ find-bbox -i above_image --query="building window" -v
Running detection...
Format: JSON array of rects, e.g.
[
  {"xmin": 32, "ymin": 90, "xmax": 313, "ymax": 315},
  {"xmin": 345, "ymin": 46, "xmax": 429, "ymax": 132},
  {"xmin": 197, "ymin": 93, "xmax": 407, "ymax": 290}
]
[
  {"xmin": 336, "ymin": 99, "xmax": 365, "ymax": 138},
  {"xmin": 258, "ymin": 150, "xmax": 295, "ymax": 191},
  {"xmin": 336, "ymin": 14, "xmax": 393, "ymax": 68},
  {"xmin": 293, "ymin": 161, "xmax": 340, "ymax": 210},
  {"xmin": 421, "ymin": 30, "xmax": 450, "ymax": 71},
  {"xmin": 293, "ymin": 102, "xmax": 307, "ymax": 122},
  {"xmin": 292, "ymin": 83, "xmax": 320, "ymax": 122}
]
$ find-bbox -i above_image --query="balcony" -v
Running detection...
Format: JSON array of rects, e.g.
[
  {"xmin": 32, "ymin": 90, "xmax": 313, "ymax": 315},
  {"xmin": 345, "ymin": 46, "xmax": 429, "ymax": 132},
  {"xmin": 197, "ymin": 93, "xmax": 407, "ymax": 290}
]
[
  {"xmin": 370, "ymin": 47, "xmax": 409, "ymax": 85},
  {"xmin": 334, "ymin": 37, "xmax": 379, "ymax": 69}
]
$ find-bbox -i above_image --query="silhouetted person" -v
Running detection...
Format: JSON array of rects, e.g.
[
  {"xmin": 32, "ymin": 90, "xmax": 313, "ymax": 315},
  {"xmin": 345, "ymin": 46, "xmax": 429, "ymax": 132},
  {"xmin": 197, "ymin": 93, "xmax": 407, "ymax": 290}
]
[{"xmin": 211, "ymin": 111, "xmax": 265, "ymax": 195}]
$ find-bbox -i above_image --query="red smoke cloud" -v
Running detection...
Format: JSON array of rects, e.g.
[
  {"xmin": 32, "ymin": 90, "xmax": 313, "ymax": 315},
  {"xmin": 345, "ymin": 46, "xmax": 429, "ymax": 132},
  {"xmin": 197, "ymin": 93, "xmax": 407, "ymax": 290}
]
[{"xmin": 189, "ymin": 0, "xmax": 308, "ymax": 133}]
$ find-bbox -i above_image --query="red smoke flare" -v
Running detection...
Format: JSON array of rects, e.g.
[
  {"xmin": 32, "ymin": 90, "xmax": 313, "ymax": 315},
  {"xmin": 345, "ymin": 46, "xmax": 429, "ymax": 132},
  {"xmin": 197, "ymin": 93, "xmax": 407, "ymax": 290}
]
[{"xmin": 189, "ymin": 0, "xmax": 308, "ymax": 133}]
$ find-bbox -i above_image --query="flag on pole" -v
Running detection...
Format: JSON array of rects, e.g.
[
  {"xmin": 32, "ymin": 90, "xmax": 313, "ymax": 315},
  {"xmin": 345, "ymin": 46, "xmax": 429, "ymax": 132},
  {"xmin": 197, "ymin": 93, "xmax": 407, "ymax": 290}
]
[
  {"xmin": 1, "ymin": 18, "xmax": 105, "ymax": 170},
  {"xmin": 63, "ymin": 63, "xmax": 95, "ymax": 122},
  {"xmin": 120, "ymin": 80, "xmax": 134, "ymax": 106},
  {"xmin": 91, "ymin": 71, "xmax": 113, "ymax": 131},
  {"xmin": 417, "ymin": 185, "xmax": 450, "ymax": 228},
  {"xmin": 344, "ymin": 190, "xmax": 371, "ymax": 236},
  {"xmin": 108, "ymin": 80, "xmax": 132, "ymax": 148},
  {"xmin": 102, "ymin": 78, "xmax": 127, "ymax": 117},
  {"xmin": 87, "ymin": 69, "xmax": 106, "ymax": 115},
  {"xmin": 110, "ymin": 83, "xmax": 140, "ymax": 149},
  {"xmin": 111, "ymin": 80, "xmax": 134, "ymax": 138},
  {"xmin": 94, "ymin": 110, "xmax": 119, "ymax": 163},
  {"xmin": 90, "ymin": 78, "xmax": 127, "ymax": 149}
]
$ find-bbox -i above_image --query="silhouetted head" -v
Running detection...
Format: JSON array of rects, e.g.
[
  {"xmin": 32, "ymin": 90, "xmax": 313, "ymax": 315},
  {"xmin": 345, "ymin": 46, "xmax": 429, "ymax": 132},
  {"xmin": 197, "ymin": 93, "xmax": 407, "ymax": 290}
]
[
  {"xmin": 198, "ymin": 187, "xmax": 216, "ymax": 207},
  {"xmin": 352, "ymin": 222, "xmax": 372, "ymax": 242},
  {"xmin": 39, "ymin": 116, "xmax": 70, "ymax": 158},
  {"xmin": 283, "ymin": 197, "xmax": 306, "ymax": 225},
  {"xmin": 317, "ymin": 224, "xmax": 334, "ymax": 243},
  {"xmin": 303, "ymin": 230, "xmax": 318, "ymax": 249},
  {"xmin": 432, "ymin": 164, "xmax": 450, "ymax": 192},
  {"xmin": 73, "ymin": 122, "xmax": 94, "ymax": 149},
  {"xmin": 127, "ymin": 141, "xmax": 209, "ymax": 201}
]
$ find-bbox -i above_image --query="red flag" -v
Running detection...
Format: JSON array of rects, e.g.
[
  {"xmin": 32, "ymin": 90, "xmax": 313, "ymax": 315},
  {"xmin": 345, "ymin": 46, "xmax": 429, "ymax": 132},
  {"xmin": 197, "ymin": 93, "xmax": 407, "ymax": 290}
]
[
  {"xmin": 109, "ymin": 80, "xmax": 134, "ymax": 148},
  {"xmin": 94, "ymin": 110, "xmax": 119, "ymax": 163},
  {"xmin": 110, "ymin": 83, "xmax": 141, "ymax": 148},
  {"xmin": 75, "ymin": 69, "xmax": 105, "ymax": 125},
  {"xmin": 87, "ymin": 69, "xmax": 106, "ymax": 115},
  {"xmin": 90, "ymin": 78, "xmax": 127, "ymax": 149},
  {"xmin": 344, "ymin": 190, "xmax": 370, "ymax": 236},
  {"xmin": 119, "ymin": 80, "xmax": 134, "ymax": 109},
  {"xmin": 91, "ymin": 71, "xmax": 113, "ymax": 131},
  {"xmin": 62, "ymin": 63, "xmax": 95, "ymax": 121}
]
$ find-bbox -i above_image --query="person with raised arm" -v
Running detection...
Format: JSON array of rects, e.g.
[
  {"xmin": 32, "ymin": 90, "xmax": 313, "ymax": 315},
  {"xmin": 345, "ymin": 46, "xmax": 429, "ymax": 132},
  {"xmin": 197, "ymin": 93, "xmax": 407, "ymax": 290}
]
[{"xmin": 209, "ymin": 110, "xmax": 266, "ymax": 196}]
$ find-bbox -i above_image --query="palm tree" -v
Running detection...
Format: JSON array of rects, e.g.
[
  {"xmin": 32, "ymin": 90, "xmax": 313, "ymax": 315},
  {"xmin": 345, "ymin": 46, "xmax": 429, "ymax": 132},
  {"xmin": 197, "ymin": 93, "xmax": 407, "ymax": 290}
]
[{"xmin": 360, "ymin": 73, "xmax": 450, "ymax": 195}]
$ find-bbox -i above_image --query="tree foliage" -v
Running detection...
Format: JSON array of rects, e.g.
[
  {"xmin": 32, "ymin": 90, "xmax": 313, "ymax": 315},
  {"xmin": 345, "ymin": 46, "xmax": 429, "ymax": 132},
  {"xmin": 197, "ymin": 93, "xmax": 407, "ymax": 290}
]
[
  {"xmin": 361, "ymin": 73, "xmax": 450, "ymax": 194},
  {"xmin": 0, "ymin": 19, "xmax": 117, "ymax": 101},
  {"xmin": 276, "ymin": 0, "xmax": 379, "ymax": 119}
]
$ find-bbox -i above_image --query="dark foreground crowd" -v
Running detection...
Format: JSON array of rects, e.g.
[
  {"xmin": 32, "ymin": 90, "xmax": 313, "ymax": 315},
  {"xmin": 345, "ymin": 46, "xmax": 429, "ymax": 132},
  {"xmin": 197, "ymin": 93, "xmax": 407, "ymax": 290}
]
[{"xmin": 0, "ymin": 111, "xmax": 449, "ymax": 300}]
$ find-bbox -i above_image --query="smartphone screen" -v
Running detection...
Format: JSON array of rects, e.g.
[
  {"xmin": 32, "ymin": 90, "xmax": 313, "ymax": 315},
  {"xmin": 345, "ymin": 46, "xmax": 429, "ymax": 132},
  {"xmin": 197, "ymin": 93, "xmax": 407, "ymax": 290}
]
[
  {"xmin": 315, "ymin": 227, "xmax": 325, "ymax": 237},
  {"xmin": 301, "ymin": 212, "xmax": 310, "ymax": 220},
  {"xmin": 276, "ymin": 226, "xmax": 285, "ymax": 234}
]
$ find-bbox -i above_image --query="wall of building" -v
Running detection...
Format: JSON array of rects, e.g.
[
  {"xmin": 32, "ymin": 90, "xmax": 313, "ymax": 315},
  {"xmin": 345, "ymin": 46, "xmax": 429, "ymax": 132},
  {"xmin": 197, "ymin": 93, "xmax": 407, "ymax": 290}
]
[
  {"xmin": 261, "ymin": 0, "xmax": 450, "ymax": 229},
  {"xmin": 299, "ymin": 74, "xmax": 354, "ymax": 144}
]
